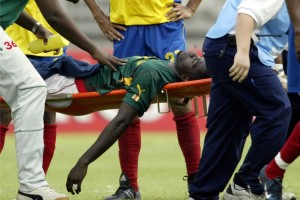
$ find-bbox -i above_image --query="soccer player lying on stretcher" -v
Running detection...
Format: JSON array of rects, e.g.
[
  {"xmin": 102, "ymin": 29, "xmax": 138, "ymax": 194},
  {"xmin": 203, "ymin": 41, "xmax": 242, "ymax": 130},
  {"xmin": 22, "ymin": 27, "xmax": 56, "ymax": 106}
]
[{"xmin": 31, "ymin": 50, "xmax": 210, "ymax": 194}]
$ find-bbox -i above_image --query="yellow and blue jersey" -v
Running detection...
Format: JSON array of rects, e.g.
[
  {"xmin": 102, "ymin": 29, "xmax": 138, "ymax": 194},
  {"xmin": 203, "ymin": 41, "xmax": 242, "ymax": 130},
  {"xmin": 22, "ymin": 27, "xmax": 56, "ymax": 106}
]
[
  {"xmin": 5, "ymin": 0, "xmax": 69, "ymax": 57},
  {"xmin": 110, "ymin": 0, "xmax": 182, "ymax": 25}
]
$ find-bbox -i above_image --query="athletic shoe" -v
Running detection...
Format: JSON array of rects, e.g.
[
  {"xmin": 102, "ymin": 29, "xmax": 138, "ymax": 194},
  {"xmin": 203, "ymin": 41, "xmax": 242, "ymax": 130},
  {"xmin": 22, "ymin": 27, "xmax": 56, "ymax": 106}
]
[
  {"xmin": 104, "ymin": 173, "xmax": 141, "ymax": 200},
  {"xmin": 222, "ymin": 183, "xmax": 265, "ymax": 200},
  {"xmin": 183, "ymin": 172, "xmax": 197, "ymax": 190},
  {"xmin": 259, "ymin": 165, "xmax": 296, "ymax": 200},
  {"xmin": 17, "ymin": 185, "xmax": 68, "ymax": 200},
  {"xmin": 282, "ymin": 192, "xmax": 296, "ymax": 200}
]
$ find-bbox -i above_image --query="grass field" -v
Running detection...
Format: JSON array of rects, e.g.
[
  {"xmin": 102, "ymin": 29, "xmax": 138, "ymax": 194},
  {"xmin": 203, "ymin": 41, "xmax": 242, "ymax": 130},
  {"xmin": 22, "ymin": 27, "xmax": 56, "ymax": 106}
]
[{"xmin": 0, "ymin": 132, "xmax": 299, "ymax": 200}]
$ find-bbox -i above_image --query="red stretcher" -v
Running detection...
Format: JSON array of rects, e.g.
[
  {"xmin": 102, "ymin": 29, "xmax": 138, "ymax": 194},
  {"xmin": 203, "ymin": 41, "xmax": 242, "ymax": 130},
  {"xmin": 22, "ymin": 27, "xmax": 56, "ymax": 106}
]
[{"xmin": 0, "ymin": 78, "xmax": 211, "ymax": 116}]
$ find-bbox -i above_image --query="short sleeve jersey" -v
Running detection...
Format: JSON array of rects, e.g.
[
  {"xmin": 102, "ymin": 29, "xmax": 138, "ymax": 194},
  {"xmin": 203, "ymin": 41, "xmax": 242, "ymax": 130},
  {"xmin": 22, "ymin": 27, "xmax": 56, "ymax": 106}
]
[
  {"xmin": 86, "ymin": 56, "xmax": 178, "ymax": 116},
  {"xmin": 0, "ymin": 0, "xmax": 28, "ymax": 29},
  {"xmin": 110, "ymin": 0, "xmax": 182, "ymax": 25},
  {"xmin": 5, "ymin": 0, "xmax": 69, "ymax": 56}
]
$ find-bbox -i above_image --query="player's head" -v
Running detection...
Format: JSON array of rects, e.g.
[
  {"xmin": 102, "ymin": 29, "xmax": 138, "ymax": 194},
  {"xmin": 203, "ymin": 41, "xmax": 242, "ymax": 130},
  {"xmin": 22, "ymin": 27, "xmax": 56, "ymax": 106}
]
[{"xmin": 175, "ymin": 51, "xmax": 210, "ymax": 81}]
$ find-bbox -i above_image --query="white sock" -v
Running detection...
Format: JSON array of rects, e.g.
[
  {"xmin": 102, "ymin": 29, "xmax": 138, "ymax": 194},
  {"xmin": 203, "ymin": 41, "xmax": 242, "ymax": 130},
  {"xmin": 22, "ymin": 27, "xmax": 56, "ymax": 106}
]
[{"xmin": 275, "ymin": 152, "xmax": 290, "ymax": 170}]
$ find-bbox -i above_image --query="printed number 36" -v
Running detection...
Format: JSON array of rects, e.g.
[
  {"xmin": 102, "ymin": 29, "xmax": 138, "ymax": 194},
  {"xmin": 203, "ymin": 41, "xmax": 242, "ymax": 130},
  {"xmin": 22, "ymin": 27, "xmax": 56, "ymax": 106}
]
[{"xmin": 4, "ymin": 41, "xmax": 17, "ymax": 50}]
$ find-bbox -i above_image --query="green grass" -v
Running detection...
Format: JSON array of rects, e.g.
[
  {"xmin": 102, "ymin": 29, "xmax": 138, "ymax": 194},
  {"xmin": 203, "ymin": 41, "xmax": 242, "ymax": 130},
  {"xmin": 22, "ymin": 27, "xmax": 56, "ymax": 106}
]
[{"xmin": 0, "ymin": 133, "xmax": 299, "ymax": 200}]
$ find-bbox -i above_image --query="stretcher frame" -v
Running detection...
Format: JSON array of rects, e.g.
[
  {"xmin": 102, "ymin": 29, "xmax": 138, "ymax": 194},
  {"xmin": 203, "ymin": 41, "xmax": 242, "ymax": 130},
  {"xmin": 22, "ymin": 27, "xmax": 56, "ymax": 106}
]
[{"xmin": 0, "ymin": 78, "xmax": 211, "ymax": 117}]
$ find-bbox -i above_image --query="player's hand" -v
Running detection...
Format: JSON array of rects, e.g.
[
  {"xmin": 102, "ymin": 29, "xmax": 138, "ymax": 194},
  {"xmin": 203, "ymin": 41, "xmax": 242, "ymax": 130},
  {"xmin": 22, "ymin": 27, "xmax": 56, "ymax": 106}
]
[
  {"xmin": 165, "ymin": 3, "xmax": 194, "ymax": 21},
  {"xmin": 229, "ymin": 51, "xmax": 250, "ymax": 82},
  {"xmin": 66, "ymin": 161, "xmax": 88, "ymax": 195},
  {"xmin": 91, "ymin": 49, "xmax": 127, "ymax": 71},
  {"xmin": 35, "ymin": 26, "xmax": 61, "ymax": 54},
  {"xmin": 35, "ymin": 24, "xmax": 52, "ymax": 45},
  {"xmin": 94, "ymin": 14, "xmax": 126, "ymax": 42}
]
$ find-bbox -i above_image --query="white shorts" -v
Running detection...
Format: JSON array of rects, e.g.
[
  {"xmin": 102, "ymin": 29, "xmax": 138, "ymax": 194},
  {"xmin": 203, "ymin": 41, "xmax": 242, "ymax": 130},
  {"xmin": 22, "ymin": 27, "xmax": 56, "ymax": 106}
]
[{"xmin": 45, "ymin": 74, "xmax": 78, "ymax": 108}]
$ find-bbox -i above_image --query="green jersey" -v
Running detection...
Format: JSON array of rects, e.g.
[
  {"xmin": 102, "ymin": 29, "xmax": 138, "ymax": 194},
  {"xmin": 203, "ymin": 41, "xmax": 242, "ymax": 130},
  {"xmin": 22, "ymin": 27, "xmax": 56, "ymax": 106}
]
[
  {"xmin": 0, "ymin": 0, "xmax": 28, "ymax": 29},
  {"xmin": 86, "ymin": 56, "xmax": 178, "ymax": 116}
]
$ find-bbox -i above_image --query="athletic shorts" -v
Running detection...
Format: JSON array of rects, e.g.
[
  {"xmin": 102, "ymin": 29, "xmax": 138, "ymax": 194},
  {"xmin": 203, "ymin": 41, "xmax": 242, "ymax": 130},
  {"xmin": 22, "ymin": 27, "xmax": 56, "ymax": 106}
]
[{"xmin": 113, "ymin": 21, "xmax": 186, "ymax": 61}]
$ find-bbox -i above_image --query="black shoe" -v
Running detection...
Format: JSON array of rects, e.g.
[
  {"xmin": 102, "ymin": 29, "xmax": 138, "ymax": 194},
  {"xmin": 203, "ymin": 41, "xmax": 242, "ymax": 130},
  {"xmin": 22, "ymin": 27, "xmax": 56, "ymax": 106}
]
[
  {"xmin": 183, "ymin": 172, "xmax": 197, "ymax": 190},
  {"xmin": 259, "ymin": 165, "xmax": 283, "ymax": 200},
  {"xmin": 104, "ymin": 173, "xmax": 141, "ymax": 200}
]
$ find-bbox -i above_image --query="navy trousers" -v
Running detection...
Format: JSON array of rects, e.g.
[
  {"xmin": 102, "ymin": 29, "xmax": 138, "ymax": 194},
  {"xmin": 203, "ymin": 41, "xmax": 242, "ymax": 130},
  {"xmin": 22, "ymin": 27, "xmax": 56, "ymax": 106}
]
[{"xmin": 189, "ymin": 36, "xmax": 291, "ymax": 200}]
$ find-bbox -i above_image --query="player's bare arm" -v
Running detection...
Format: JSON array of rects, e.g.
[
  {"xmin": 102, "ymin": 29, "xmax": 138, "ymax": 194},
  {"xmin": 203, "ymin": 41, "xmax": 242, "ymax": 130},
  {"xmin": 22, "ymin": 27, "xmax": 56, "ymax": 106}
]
[
  {"xmin": 35, "ymin": 0, "xmax": 126, "ymax": 71},
  {"xmin": 84, "ymin": 0, "xmax": 126, "ymax": 42},
  {"xmin": 15, "ymin": 11, "xmax": 52, "ymax": 44},
  {"xmin": 66, "ymin": 102, "xmax": 139, "ymax": 195},
  {"xmin": 165, "ymin": 0, "xmax": 202, "ymax": 21}
]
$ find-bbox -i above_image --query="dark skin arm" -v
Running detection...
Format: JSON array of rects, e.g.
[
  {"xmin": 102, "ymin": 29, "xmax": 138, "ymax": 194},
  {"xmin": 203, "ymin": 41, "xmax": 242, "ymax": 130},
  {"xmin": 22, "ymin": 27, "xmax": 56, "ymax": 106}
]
[
  {"xmin": 16, "ymin": 0, "xmax": 126, "ymax": 71},
  {"xmin": 15, "ymin": 12, "xmax": 62, "ymax": 54},
  {"xmin": 83, "ymin": 0, "xmax": 201, "ymax": 41},
  {"xmin": 83, "ymin": 0, "xmax": 126, "ymax": 42},
  {"xmin": 66, "ymin": 102, "xmax": 139, "ymax": 195},
  {"xmin": 15, "ymin": 12, "xmax": 52, "ymax": 43},
  {"xmin": 165, "ymin": 0, "xmax": 202, "ymax": 21},
  {"xmin": 286, "ymin": 0, "xmax": 300, "ymax": 61}
]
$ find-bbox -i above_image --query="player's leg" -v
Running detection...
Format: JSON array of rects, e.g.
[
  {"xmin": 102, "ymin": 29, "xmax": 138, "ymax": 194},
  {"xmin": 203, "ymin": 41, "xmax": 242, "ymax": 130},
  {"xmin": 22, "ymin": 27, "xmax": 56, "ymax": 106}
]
[
  {"xmin": 43, "ymin": 111, "xmax": 57, "ymax": 174},
  {"xmin": 171, "ymin": 101, "xmax": 200, "ymax": 187},
  {"xmin": 259, "ymin": 120, "xmax": 300, "ymax": 200},
  {"xmin": 105, "ymin": 26, "xmax": 145, "ymax": 200},
  {"xmin": 145, "ymin": 21, "xmax": 201, "ymax": 187},
  {"xmin": 0, "ymin": 28, "xmax": 68, "ymax": 199},
  {"xmin": 28, "ymin": 52, "xmax": 66, "ymax": 175},
  {"xmin": 0, "ymin": 107, "xmax": 11, "ymax": 153}
]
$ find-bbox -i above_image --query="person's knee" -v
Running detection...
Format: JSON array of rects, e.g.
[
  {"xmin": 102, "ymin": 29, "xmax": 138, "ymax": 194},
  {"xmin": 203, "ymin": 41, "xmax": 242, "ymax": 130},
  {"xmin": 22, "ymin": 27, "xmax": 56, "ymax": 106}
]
[
  {"xmin": 44, "ymin": 111, "xmax": 56, "ymax": 124},
  {"xmin": 0, "ymin": 108, "xmax": 12, "ymax": 126},
  {"xmin": 171, "ymin": 100, "xmax": 193, "ymax": 116},
  {"xmin": 32, "ymin": 86, "xmax": 47, "ymax": 99},
  {"xmin": 25, "ymin": 86, "xmax": 47, "ymax": 107}
]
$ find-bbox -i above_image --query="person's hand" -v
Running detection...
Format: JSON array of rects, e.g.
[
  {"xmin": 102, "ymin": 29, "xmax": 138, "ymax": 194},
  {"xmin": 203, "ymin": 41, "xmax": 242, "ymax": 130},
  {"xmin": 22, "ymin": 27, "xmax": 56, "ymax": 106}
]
[
  {"xmin": 229, "ymin": 51, "xmax": 250, "ymax": 82},
  {"xmin": 66, "ymin": 161, "xmax": 88, "ymax": 195},
  {"xmin": 91, "ymin": 49, "xmax": 127, "ymax": 71},
  {"xmin": 294, "ymin": 29, "xmax": 300, "ymax": 61},
  {"xmin": 35, "ymin": 25, "xmax": 61, "ymax": 55},
  {"xmin": 35, "ymin": 24, "xmax": 52, "ymax": 45},
  {"xmin": 165, "ymin": 3, "xmax": 194, "ymax": 21},
  {"xmin": 94, "ymin": 14, "xmax": 126, "ymax": 42}
]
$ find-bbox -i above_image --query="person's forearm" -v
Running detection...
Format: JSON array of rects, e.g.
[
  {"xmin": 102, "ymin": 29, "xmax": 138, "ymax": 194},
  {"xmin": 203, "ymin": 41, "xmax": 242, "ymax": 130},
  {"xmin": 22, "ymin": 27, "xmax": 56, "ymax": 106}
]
[
  {"xmin": 84, "ymin": 0, "xmax": 106, "ymax": 20},
  {"xmin": 186, "ymin": 0, "xmax": 202, "ymax": 14},
  {"xmin": 15, "ymin": 12, "xmax": 38, "ymax": 33},
  {"xmin": 286, "ymin": 0, "xmax": 300, "ymax": 32},
  {"xmin": 78, "ymin": 119, "xmax": 126, "ymax": 166},
  {"xmin": 35, "ymin": 0, "xmax": 98, "ymax": 55},
  {"xmin": 235, "ymin": 13, "xmax": 255, "ymax": 54},
  {"xmin": 78, "ymin": 103, "xmax": 139, "ymax": 166}
]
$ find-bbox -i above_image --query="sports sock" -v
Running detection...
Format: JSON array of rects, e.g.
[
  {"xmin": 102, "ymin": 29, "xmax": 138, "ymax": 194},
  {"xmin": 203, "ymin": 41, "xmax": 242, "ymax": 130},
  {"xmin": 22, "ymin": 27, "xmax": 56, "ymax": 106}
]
[
  {"xmin": 174, "ymin": 112, "xmax": 201, "ymax": 175},
  {"xmin": 43, "ymin": 124, "xmax": 57, "ymax": 174},
  {"xmin": 266, "ymin": 121, "xmax": 300, "ymax": 179},
  {"xmin": 118, "ymin": 119, "xmax": 141, "ymax": 191},
  {"xmin": 0, "ymin": 125, "xmax": 8, "ymax": 154}
]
